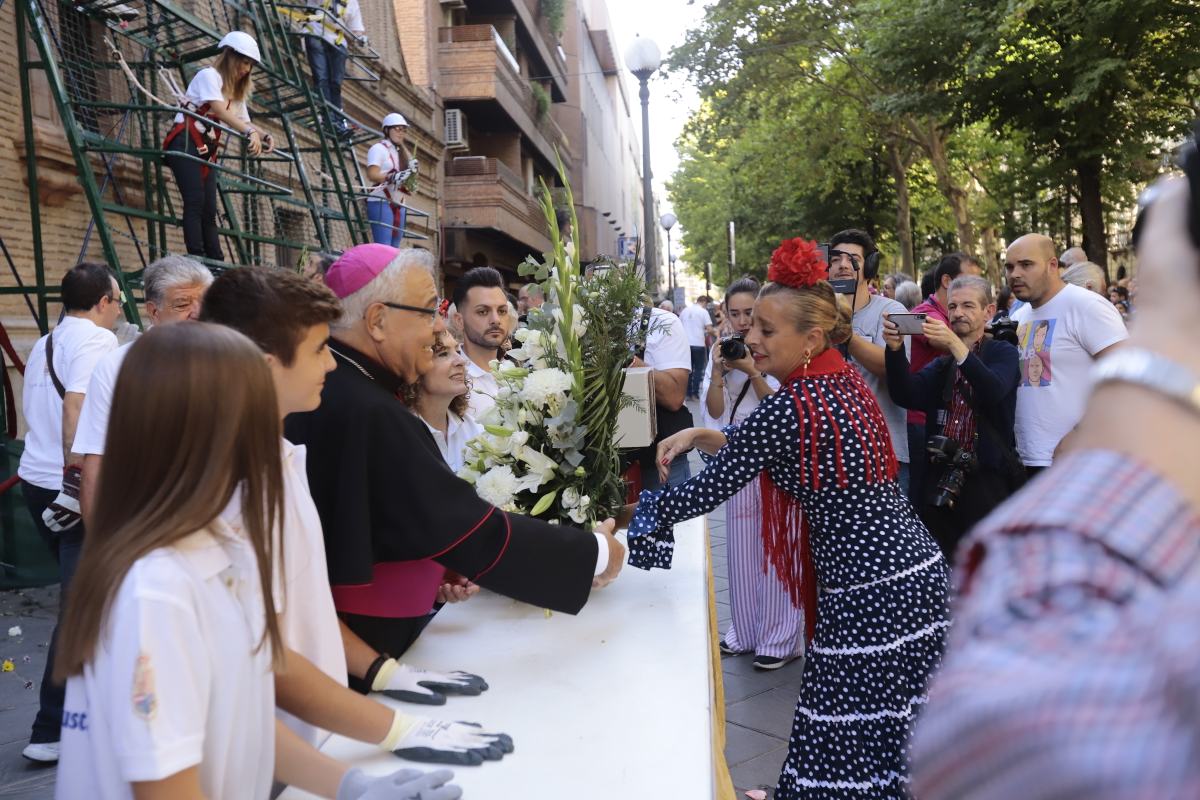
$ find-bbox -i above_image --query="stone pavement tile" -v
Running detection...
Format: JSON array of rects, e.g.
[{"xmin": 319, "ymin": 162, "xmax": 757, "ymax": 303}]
[
  {"xmin": 729, "ymin": 745, "xmax": 788, "ymax": 795},
  {"xmin": 725, "ymin": 721, "xmax": 784, "ymax": 767},
  {"xmin": 722, "ymin": 670, "xmax": 775, "ymax": 704},
  {"xmin": 0, "ymin": 738, "xmax": 55, "ymax": 799},
  {"xmin": 726, "ymin": 686, "xmax": 801, "ymax": 739},
  {"xmin": 713, "ymin": 575, "xmax": 729, "ymax": 593}
]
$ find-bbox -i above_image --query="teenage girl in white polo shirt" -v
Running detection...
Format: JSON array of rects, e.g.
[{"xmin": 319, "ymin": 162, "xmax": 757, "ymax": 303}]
[{"xmin": 52, "ymin": 324, "xmax": 459, "ymax": 800}]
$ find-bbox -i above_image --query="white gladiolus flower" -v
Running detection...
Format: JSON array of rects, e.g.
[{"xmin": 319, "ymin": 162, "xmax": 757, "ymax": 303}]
[
  {"xmin": 475, "ymin": 465, "xmax": 519, "ymax": 508},
  {"xmin": 572, "ymin": 305, "xmax": 587, "ymax": 337},
  {"xmin": 521, "ymin": 368, "xmax": 573, "ymax": 408}
]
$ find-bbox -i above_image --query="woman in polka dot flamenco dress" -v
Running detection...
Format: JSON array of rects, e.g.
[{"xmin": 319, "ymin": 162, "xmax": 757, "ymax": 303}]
[{"xmin": 628, "ymin": 239, "xmax": 950, "ymax": 799}]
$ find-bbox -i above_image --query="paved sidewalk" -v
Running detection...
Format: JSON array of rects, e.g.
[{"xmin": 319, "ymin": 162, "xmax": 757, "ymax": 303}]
[
  {"xmin": 0, "ymin": 585, "xmax": 58, "ymax": 799},
  {"xmin": 708, "ymin": 499, "xmax": 803, "ymax": 797}
]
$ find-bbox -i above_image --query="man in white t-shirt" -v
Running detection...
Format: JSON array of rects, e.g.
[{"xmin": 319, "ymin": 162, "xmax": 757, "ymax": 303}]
[
  {"xmin": 679, "ymin": 296, "xmax": 712, "ymax": 400},
  {"xmin": 76, "ymin": 256, "xmax": 213, "ymax": 522},
  {"xmin": 829, "ymin": 228, "xmax": 912, "ymax": 490},
  {"xmin": 451, "ymin": 266, "xmax": 510, "ymax": 420},
  {"xmin": 18, "ymin": 262, "xmax": 121, "ymax": 763},
  {"xmin": 1007, "ymin": 234, "xmax": 1127, "ymax": 469},
  {"xmin": 629, "ymin": 304, "xmax": 694, "ymax": 488}
]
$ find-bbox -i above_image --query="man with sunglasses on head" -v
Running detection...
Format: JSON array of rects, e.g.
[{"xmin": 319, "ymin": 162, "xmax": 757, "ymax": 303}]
[
  {"xmin": 286, "ymin": 244, "xmax": 625, "ymax": 678},
  {"xmin": 827, "ymin": 228, "xmax": 912, "ymax": 492}
]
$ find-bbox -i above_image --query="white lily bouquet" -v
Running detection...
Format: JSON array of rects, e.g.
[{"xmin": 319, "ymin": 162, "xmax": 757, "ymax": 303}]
[{"xmin": 458, "ymin": 168, "xmax": 647, "ymax": 527}]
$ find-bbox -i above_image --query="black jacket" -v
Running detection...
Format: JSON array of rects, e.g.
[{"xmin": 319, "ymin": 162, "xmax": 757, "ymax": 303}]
[
  {"xmin": 285, "ymin": 340, "xmax": 599, "ymax": 615},
  {"xmin": 885, "ymin": 339, "xmax": 1020, "ymax": 475}
]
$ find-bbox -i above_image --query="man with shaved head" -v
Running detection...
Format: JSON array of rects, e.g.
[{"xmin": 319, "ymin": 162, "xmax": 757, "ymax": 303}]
[{"xmin": 1005, "ymin": 234, "xmax": 1127, "ymax": 471}]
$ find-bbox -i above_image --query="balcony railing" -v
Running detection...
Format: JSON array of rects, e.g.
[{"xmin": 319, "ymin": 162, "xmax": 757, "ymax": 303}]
[
  {"xmin": 438, "ymin": 25, "xmax": 569, "ymax": 164},
  {"xmin": 443, "ymin": 157, "xmax": 550, "ymax": 250}
]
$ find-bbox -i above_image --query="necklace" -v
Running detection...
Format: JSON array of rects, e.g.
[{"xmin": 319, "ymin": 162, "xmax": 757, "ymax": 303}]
[{"xmin": 331, "ymin": 345, "xmax": 374, "ymax": 381}]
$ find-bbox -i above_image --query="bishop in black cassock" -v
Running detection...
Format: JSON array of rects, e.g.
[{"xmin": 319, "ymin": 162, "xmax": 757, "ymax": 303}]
[{"xmin": 285, "ymin": 244, "xmax": 607, "ymax": 661}]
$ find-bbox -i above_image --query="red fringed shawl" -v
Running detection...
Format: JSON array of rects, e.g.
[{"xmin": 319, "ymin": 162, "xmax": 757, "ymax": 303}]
[{"xmin": 760, "ymin": 347, "xmax": 899, "ymax": 643}]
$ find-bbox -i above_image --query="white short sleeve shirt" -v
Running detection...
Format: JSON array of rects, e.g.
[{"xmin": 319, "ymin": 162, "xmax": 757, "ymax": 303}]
[
  {"xmin": 18, "ymin": 316, "xmax": 118, "ymax": 489},
  {"xmin": 1010, "ymin": 283, "xmax": 1128, "ymax": 465},
  {"xmin": 56, "ymin": 523, "xmax": 276, "ymax": 800},
  {"xmin": 678, "ymin": 304, "xmax": 710, "ymax": 348},
  {"xmin": 72, "ymin": 342, "xmax": 132, "ymax": 457},
  {"xmin": 366, "ymin": 140, "xmax": 403, "ymax": 202},
  {"xmin": 173, "ymin": 67, "xmax": 248, "ymax": 126},
  {"xmin": 638, "ymin": 307, "xmax": 692, "ymax": 372},
  {"xmin": 219, "ymin": 440, "xmax": 348, "ymax": 749}
]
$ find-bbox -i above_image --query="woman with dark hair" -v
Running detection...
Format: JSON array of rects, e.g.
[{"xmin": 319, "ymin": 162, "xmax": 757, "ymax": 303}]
[
  {"xmin": 53, "ymin": 324, "xmax": 458, "ymax": 799},
  {"xmin": 700, "ymin": 277, "xmax": 803, "ymax": 670},
  {"xmin": 628, "ymin": 239, "xmax": 950, "ymax": 798},
  {"xmin": 163, "ymin": 32, "xmax": 274, "ymax": 260}
]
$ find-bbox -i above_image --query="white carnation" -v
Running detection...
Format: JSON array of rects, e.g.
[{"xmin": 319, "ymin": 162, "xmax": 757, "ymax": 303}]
[
  {"xmin": 521, "ymin": 368, "xmax": 573, "ymax": 408},
  {"xmin": 562, "ymin": 486, "xmax": 581, "ymax": 509},
  {"xmin": 475, "ymin": 465, "xmax": 519, "ymax": 508}
]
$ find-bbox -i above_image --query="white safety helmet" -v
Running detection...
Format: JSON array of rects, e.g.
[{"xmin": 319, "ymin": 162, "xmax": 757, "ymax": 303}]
[
  {"xmin": 382, "ymin": 113, "xmax": 409, "ymax": 129},
  {"xmin": 219, "ymin": 31, "xmax": 262, "ymax": 64}
]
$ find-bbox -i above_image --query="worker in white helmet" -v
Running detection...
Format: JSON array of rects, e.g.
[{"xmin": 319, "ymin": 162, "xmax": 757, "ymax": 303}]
[
  {"xmin": 364, "ymin": 113, "xmax": 418, "ymax": 246},
  {"xmin": 163, "ymin": 31, "xmax": 274, "ymax": 261}
]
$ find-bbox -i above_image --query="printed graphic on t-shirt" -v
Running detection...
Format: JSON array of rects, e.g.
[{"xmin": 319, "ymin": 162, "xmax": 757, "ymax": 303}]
[{"xmin": 1017, "ymin": 319, "xmax": 1055, "ymax": 387}]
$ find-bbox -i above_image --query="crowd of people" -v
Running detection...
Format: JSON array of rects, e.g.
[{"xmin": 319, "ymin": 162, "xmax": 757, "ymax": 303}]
[{"xmin": 13, "ymin": 58, "xmax": 1199, "ymax": 794}]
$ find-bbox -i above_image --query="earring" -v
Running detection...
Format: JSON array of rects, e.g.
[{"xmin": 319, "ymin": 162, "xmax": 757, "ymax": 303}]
[{"xmin": 803, "ymin": 349, "xmax": 812, "ymax": 376}]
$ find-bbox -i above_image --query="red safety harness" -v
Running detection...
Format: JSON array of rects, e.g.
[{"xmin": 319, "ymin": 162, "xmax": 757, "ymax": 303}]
[{"xmin": 162, "ymin": 101, "xmax": 221, "ymax": 177}]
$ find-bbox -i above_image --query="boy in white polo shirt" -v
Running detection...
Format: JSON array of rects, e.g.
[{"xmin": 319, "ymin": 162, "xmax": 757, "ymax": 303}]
[{"xmin": 199, "ymin": 267, "xmax": 512, "ymax": 765}]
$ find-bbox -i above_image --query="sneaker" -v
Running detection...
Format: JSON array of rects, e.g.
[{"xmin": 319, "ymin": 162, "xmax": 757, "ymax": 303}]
[
  {"xmin": 22, "ymin": 741, "xmax": 60, "ymax": 763},
  {"xmin": 719, "ymin": 638, "xmax": 742, "ymax": 656},
  {"xmin": 752, "ymin": 654, "xmax": 792, "ymax": 670}
]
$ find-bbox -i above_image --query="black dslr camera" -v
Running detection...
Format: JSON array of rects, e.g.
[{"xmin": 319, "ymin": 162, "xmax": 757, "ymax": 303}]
[
  {"xmin": 719, "ymin": 333, "xmax": 748, "ymax": 361},
  {"xmin": 926, "ymin": 435, "xmax": 977, "ymax": 509},
  {"xmin": 986, "ymin": 314, "xmax": 1019, "ymax": 347}
]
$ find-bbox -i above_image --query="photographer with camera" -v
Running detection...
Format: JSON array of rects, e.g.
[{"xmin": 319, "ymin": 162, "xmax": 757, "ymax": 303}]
[
  {"xmin": 884, "ymin": 276, "xmax": 1021, "ymax": 559},
  {"xmin": 698, "ymin": 279, "xmax": 802, "ymax": 669},
  {"xmin": 906, "ymin": 252, "xmax": 983, "ymax": 504}
]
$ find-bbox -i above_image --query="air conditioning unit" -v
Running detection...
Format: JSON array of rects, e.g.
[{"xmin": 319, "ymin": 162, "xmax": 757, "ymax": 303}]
[
  {"xmin": 444, "ymin": 108, "xmax": 469, "ymax": 150},
  {"xmin": 439, "ymin": 0, "xmax": 466, "ymax": 8}
]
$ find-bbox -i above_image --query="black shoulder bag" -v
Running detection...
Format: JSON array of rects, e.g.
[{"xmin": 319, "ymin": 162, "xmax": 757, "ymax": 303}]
[{"xmin": 45, "ymin": 332, "xmax": 67, "ymax": 400}]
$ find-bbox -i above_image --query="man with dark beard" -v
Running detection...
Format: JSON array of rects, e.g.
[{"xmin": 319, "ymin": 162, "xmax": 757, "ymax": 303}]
[{"xmin": 450, "ymin": 267, "xmax": 510, "ymax": 419}]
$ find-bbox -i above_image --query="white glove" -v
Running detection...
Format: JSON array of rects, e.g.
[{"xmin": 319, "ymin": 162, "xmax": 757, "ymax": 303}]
[
  {"xmin": 372, "ymin": 660, "xmax": 487, "ymax": 706},
  {"xmin": 337, "ymin": 767, "xmax": 461, "ymax": 800},
  {"xmin": 383, "ymin": 715, "xmax": 513, "ymax": 766},
  {"xmin": 408, "ymin": 158, "xmax": 419, "ymax": 174}
]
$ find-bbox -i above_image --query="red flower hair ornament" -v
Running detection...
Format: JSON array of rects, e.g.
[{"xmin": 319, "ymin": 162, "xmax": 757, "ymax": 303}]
[{"xmin": 768, "ymin": 238, "xmax": 828, "ymax": 289}]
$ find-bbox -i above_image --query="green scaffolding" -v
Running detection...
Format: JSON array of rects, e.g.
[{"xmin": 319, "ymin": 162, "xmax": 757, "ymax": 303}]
[{"xmin": 13, "ymin": 0, "xmax": 428, "ymax": 331}]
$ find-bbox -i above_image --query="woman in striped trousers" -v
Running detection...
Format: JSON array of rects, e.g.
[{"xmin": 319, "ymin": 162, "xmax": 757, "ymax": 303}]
[{"xmin": 700, "ymin": 278, "xmax": 805, "ymax": 670}]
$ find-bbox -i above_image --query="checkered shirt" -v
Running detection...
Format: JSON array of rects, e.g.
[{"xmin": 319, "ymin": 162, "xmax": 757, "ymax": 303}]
[{"xmin": 911, "ymin": 449, "xmax": 1200, "ymax": 800}]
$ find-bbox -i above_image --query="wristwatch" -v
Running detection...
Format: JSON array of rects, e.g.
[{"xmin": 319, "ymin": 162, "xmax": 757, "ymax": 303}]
[{"xmin": 1092, "ymin": 347, "xmax": 1200, "ymax": 415}]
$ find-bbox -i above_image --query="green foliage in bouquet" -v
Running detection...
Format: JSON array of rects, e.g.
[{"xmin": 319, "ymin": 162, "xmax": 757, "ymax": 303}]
[{"xmin": 458, "ymin": 157, "xmax": 645, "ymax": 526}]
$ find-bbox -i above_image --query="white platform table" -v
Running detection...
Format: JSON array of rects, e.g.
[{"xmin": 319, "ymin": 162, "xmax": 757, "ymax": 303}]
[{"xmin": 280, "ymin": 516, "xmax": 717, "ymax": 799}]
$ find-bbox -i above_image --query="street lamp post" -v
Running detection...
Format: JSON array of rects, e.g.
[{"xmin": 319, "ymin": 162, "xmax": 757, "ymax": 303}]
[
  {"xmin": 626, "ymin": 36, "xmax": 662, "ymax": 294},
  {"xmin": 660, "ymin": 211, "xmax": 676, "ymax": 297}
]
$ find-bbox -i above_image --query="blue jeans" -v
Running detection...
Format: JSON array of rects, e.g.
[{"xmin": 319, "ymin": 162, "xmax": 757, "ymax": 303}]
[
  {"xmin": 642, "ymin": 454, "xmax": 691, "ymax": 491},
  {"xmin": 688, "ymin": 346, "xmax": 706, "ymax": 398},
  {"xmin": 367, "ymin": 200, "xmax": 406, "ymax": 246},
  {"xmin": 906, "ymin": 422, "xmax": 926, "ymax": 503},
  {"xmin": 305, "ymin": 36, "xmax": 348, "ymax": 119},
  {"xmin": 897, "ymin": 461, "xmax": 910, "ymax": 496},
  {"xmin": 22, "ymin": 481, "xmax": 85, "ymax": 744}
]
